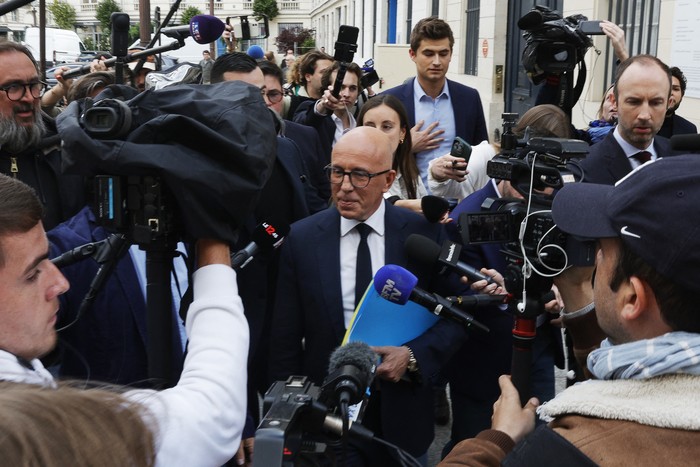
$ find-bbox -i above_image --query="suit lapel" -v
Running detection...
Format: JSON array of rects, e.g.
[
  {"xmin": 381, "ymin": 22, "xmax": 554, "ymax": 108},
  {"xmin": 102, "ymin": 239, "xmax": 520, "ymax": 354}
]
[
  {"xmin": 314, "ymin": 208, "xmax": 345, "ymax": 338},
  {"xmin": 605, "ymin": 135, "xmax": 635, "ymax": 181},
  {"xmin": 403, "ymin": 78, "xmax": 417, "ymax": 127},
  {"xmin": 384, "ymin": 202, "xmax": 410, "ymax": 268}
]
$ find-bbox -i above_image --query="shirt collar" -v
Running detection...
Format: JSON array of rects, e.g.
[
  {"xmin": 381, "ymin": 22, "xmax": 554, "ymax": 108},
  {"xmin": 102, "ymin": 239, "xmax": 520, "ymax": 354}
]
[
  {"xmin": 613, "ymin": 126, "xmax": 657, "ymax": 159},
  {"xmin": 340, "ymin": 199, "xmax": 386, "ymax": 237},
  {"xmin": 413, "ymin": 77, "xmax": 450, "ymax": 101}
]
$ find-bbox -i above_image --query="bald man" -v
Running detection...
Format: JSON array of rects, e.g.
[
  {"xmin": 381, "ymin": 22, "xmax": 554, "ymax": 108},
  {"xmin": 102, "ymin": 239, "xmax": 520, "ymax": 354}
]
[{"xmin": 269, "ymin": 126, "xmax": 469, "ymax": 465}]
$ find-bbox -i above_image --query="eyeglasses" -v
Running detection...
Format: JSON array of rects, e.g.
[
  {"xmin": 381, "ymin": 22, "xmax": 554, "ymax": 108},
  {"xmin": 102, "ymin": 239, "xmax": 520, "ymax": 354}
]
[
  {"xmin": 325, "ymin": 164, "xmax": 391, "ymax": 188},
  {"xmin": 0, "ymin": 81, "xmax": 46, "ymax": 101},
  {"xmin": 262, "ymin": 89, "xmax": 283, "ymax": 104}
]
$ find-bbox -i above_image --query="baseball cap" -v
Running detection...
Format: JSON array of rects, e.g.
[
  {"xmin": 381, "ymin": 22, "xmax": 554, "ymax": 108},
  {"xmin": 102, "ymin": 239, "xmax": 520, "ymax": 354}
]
[
  {"xmin": 246, "ymin": 45, "xmax": 265, "ymax": 60},
  {"xmin": 552, "ymin": 154, "xmax": 700, "ymax": 291}
]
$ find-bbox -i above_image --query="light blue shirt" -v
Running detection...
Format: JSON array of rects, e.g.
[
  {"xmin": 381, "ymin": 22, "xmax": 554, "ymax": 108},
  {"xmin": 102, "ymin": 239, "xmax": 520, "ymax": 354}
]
[{"xmin": 413, "ymin": 78, "xmax": 456, "ymax": 192}]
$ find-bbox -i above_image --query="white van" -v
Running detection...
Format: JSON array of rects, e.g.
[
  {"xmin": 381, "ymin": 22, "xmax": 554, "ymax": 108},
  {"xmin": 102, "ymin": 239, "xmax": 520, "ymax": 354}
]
[{"xmin": 23, "ymin": 27, "xmax": 85, "ymax": 64}]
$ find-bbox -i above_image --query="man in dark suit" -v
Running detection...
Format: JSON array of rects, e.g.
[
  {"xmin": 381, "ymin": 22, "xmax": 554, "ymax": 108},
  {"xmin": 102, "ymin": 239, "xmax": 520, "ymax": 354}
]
[
  {"xmin": 382, "ymin": 17, "xmax": 488, "ymax": 190},
  {"xmin": 269, "ymin": 126, "xmax": 469, "ymax": 464},
  {"xmin": 658, "ymin": 66, "xmax": 697, "ymax": 139},
  {"xmin": 575, "ymin": 55, "xmax": 675, "ymax": 185}
]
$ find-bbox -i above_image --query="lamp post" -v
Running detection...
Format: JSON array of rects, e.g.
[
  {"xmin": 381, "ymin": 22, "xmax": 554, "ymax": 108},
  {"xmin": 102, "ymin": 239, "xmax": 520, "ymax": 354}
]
[{"xmin": 31, "ymin": 6, "xmax": 37, "ymax": 27}]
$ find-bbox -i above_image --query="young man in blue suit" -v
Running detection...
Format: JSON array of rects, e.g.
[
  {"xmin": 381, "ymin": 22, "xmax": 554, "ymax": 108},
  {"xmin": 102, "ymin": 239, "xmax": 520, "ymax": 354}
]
[
  {"xmin": 383, "ymin": 17, "xmax": 489, "ymax": 190},
  {"xmin": 269, "ymin": 126, "xmax": 469, "ymax": 465}
]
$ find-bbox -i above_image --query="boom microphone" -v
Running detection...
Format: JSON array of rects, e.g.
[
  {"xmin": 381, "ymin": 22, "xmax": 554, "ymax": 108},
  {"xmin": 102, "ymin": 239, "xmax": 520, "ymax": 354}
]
[
  {"xmin": 162, "ymin": 15, "xmax": 226, "ymax": 44},
  {"xmin": 404, "ymin": 234, "xmax": 493, "ymax": 284},
  {"xmin": 421, "ymin": 195, "xmax": 450, "ymax": 223},
  {"xmin": 373, "ymin": 264, "xmax": 489, "ymax": 333},
  {"xmin": 322, "ymin": 341, "xmax": 377, "ymax": 408},
  {"xmin": 231, "ymin": 221, "xmax": 289, "ymax": 270},
  {"xmin": 0, "ymin": 0, "xmax": 35, "ymax": 16}
]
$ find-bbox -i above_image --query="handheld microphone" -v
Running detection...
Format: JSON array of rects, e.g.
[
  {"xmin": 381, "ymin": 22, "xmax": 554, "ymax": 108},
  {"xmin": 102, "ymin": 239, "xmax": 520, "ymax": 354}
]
[
  {"xmin": 446, "ymin": 294, "xmax": 509, "ymax": 308},
  {"xmin": 404, "ymin": 234, "xmax": 493, "ymax": 284},
  {"xmin": 231, "ymin": 221, "xmax": 289, "ymax": 270},
  {"xmin": 373, "ymin": 265, "xmax": 489, "ymax": 333},
  {"xmin": 421, "ymin": 195, "xmax": 450, "ymax": 223},
  {"xmin": 162, "ymin": 15, "xmax": 226, "ymax": 44},
  {"xmin": 322, "ymin": 342, "xmax": 377, "ymax": 408}
]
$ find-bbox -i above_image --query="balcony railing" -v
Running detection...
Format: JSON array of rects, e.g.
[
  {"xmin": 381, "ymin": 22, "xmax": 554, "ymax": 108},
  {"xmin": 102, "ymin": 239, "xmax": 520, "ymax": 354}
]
[{"xmin": 280, "ymin": 1, "xmax": 300, "ymax": 10}]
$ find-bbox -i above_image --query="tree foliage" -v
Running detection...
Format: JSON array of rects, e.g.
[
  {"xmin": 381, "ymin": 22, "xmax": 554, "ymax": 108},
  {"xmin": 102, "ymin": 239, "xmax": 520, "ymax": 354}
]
[
  {"xmin": 276, "ymin": 27, "xmax": 314, "ymax": 52},
  {"xmin": 95, "ymin": 0, "xmax": 122, "ymax": 34},
  {"xmin": 180, "ymin": 6, "xmax": 203, "ymax": 26},
  {"xmin": 48, "ymin": 0, "xmax": 76, "ymax": 30},
  {"xmin": 253, "ymin": 0, "xmax": 279, "ymax": 21}
]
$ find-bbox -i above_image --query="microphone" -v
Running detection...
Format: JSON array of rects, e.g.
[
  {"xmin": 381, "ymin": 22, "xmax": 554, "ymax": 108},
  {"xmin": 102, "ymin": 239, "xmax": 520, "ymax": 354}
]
[
  {"xmin": 0, "ymin": 0, "xmax": 35, "ymax": 16},
  {"xmin": 445, "ymin": 293, "xmax": 509, "ymax": 308},
  {"xmin": 670, "ymin": 134, "xmax": 700, "ymax": 152},
  {"xmin": 322, "ymin": 341, "xmax": 377, "ymax": 408},
  {"xmin": 373, "ymin": 264, "xmax": 489, "ymax": 333},
  {"xmin": 51, "ymin": 237, "xmax": 113, "ymax": 268},
  {"xmin": 421, "ymin": 195, "xmax": 450, "ymax": 223},
  {"xmin": 230, "ymin": 221, "xmax": 289, "ymax": 270},
  {"xmin": 404, "ymin": 234, "xmax": 493, "ymax": 284},
  {"xmin": 162, "ymin": 15, "xmax": 226, "ymax": 44}
]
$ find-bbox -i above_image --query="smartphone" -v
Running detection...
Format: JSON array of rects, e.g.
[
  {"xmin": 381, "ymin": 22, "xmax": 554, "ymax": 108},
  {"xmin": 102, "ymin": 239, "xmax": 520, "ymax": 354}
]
[
  {"xmin": 332, "ymin": 25, "xmax": 359, "ymax": 97},
  {"xmin": 579, "ymin": 20, "xmax": 604, "ymax": 35},
  {"xmin": 450, "ymin": 137, "xmax": 472, "ymax": 168}
]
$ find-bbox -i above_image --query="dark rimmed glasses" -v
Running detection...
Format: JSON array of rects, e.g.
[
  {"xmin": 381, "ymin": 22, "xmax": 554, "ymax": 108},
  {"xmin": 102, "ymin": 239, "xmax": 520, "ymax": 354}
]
[
  {"xmin": 0, "ymin": 81, "xmax": 47, "ymax": 101},
  {"xmin": 262, "ymin": 89, "xmax": 284, "ymax": 104},
  {"xmin": 324, "ymin": 164, "xmax": 391, "ymax": 188}
]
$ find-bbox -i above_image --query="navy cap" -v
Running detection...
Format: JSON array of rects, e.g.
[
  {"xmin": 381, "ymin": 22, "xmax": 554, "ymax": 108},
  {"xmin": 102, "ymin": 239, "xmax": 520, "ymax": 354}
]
[{"xmin": 552, "ymin": 154, "xmax": 700, "ymax": 292}]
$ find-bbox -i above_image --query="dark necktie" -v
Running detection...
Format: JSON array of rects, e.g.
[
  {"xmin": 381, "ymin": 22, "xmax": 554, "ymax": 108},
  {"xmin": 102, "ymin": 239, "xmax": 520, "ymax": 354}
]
[
  {"xmin": 355, "ymin": 223, "xmax": 372, "ymax": 308},
  {"xmin": 632, "ymin": 151, "xmax": 652, "ymax": 164}
]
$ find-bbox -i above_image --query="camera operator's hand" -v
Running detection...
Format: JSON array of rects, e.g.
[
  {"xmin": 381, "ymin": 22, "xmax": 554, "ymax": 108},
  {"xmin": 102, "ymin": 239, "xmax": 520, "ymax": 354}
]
[
  {"xmin": 411, "ymin": 120, "xmax": 445, "ymax": 153},
  {"xmin": 600, "ymin": 20, "xmax": 628, "ymax": 62},
  {"xmin": 467, "ymin": 268, "xmax": 508, "ymax": 295},
  {"xmin": 553, "ymin": 265, "xmax": 595, "ymax": 315},
  {"xmin": 223, "ymin": 24, "xmax": 237, "ymax": 52},
  {"xmin": 429, "ymin": 153, "xmax": 469, "ymax": 182},
  {"xmin": 491, "ymin": 375, "xmax": 539, "ymax": 444},
  {"xmin": 316, "ymin": 86, "xmax": 349, "ymax": 115},
  {"xmin": 235, "ymin": 437, "xmax": 254, "ymax": 466},
  {"xmin": 90, "ymin": 56, "xmax": 109, "ymax": 73},
  {"xmin": 41, "ymin": 66, "xmax": 73, "ymax": 109},
  {"xmin": 371, "ymin": 345, "xmax": 410, "ymax": 383}
]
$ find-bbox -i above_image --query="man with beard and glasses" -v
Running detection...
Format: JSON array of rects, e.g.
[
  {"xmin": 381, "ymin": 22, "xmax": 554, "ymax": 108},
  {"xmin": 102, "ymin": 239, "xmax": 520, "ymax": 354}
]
[{"xmin": 0, "ymin": 42, "xmax": 85, "ymax": 230}]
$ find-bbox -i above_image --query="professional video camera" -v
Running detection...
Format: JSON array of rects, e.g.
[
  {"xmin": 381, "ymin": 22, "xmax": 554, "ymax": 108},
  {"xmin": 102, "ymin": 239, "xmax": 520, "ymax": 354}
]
[{"xmin": 457, "ymin": 113, "xmax": 595, "ymax": 302}]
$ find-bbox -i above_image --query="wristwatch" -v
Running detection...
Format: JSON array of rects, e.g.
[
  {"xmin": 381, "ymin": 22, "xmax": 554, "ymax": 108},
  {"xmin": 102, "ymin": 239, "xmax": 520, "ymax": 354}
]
[{"xmin": 406, "ymin": 346, "xmax": 419, "ymax": 373}]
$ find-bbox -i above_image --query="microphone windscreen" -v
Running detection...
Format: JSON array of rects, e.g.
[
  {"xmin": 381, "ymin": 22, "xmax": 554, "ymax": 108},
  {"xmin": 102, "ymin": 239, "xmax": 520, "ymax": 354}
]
[
  {"xmin": 372, "ymin": 264, "xmax": 417, "ymax": 305},
  {"xmin": 670, "ymin": 134, "xmax": 700, "ymax": 152},
  {"xmin": 517, "ymin": 10, "xmax": 544, "ymax": 30},
  {"xmin": 421, "ymin": 195, "xmax": 450, "ymax": 223},
  {"xmin": 251, "ymin": 221, "xmax": 290, "ymax": 251},
  {"xmin": 327, "ymin": 341, "xmax": 377, "ymax": 380},
  {"xmin": 247, "ymin": 45, "xmax": 265, "ymax": 59},
  {"xmin": 190, "ymin": 15, "xmax": 226, "ymax": 44},
  {"xmin": 404, "ymin": 234, "xmax": 441, "ymax": 267}
]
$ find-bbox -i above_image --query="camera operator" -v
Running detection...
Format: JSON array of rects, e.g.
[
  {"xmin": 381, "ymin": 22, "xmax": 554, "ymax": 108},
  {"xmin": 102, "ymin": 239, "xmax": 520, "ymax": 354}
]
[
  {"xmin": 0, "ymin": 174, "xmax": 249, "ymax": 465},
  {"xmin": 440, "ymin": 153, "xmax": 700, "ymax": 466},
  {"xmin": 438, "ymin": 105, "xmax": 572, "ymax": 457},
  {"xmin": 572, "ymin": 55, "xmax": 676, "ymax": 185}
]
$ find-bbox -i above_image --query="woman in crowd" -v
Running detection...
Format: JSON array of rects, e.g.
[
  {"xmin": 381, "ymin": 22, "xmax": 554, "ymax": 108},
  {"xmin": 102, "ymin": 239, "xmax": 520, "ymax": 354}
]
[{"xmin": 357, "ymin": 94, "xmax": 427, "ymax": 215}]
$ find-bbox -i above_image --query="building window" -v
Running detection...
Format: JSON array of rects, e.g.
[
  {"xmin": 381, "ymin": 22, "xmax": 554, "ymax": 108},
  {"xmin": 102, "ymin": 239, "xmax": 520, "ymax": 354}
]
[
  {"xmin": 278, "ymin": 23, "xmax": 303, "ymax": 35},
  {"xmin": 604, "ymin": 0, "xmax": 660, "ymax": 87},
  {"xmin": 431, "ymin": 0, "xmax": 439, "ymax": 17},
  {"xmin": 464, "ymin": 0, "xmax": 479, "ymax": 76}
]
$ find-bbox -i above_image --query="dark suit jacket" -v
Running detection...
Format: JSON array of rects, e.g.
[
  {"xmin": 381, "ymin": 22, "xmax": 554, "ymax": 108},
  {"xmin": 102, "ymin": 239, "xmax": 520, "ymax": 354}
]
[
  {"xmin": 269, "ymin": 201, "xmax": 469, "ymax": 456},
  {"xmin": 574, "ymin": 132, "xmax": 673, "ymax": 185},
  {"xmin": 382, "ymin": 77, "xmax": 489, "ymax": 145},
  {"xmin": 291, "ymin": 99, "xmax": 337, "ymax": 163},
  {"xmin": 658, "ymin": 113, "xmax": 698, "ymax": 139},
  {"xmin": 48, "ymin": 206, "xmax": 184, "ymax": 386},
  {"xmin": 284, "ymin": 119, "xmax": 331, "ymax": 205}
]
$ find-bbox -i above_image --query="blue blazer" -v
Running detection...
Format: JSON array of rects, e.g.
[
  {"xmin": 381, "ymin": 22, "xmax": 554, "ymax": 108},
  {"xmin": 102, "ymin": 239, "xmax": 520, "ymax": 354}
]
[
  {"xmin": 283, "ymin": 120, "xmax": 331, "ymax": 206},
  {"xmin": 48, "ymin": 206, "xmax": 184, "ymax": 386},
  {"xmin": 382, "ymin": 77, "xmax": 489, "ymax": 145},
  {"xmin": 269, "ymin": 201, "xmax": 469, "ymax": 456},
  {"xmin": 573, "ymin": 132, "xmax": 674, "ymax": 185}
]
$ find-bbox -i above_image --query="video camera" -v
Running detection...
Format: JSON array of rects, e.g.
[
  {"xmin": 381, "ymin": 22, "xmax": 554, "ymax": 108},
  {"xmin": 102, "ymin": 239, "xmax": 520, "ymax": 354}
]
[
  {"xmin": 331, "ymin": 25, "xmax": 359, "ymax": 98},
  {"xmin": 457, "ymin": 113, "xmax": 596, "ymax": 305}
]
